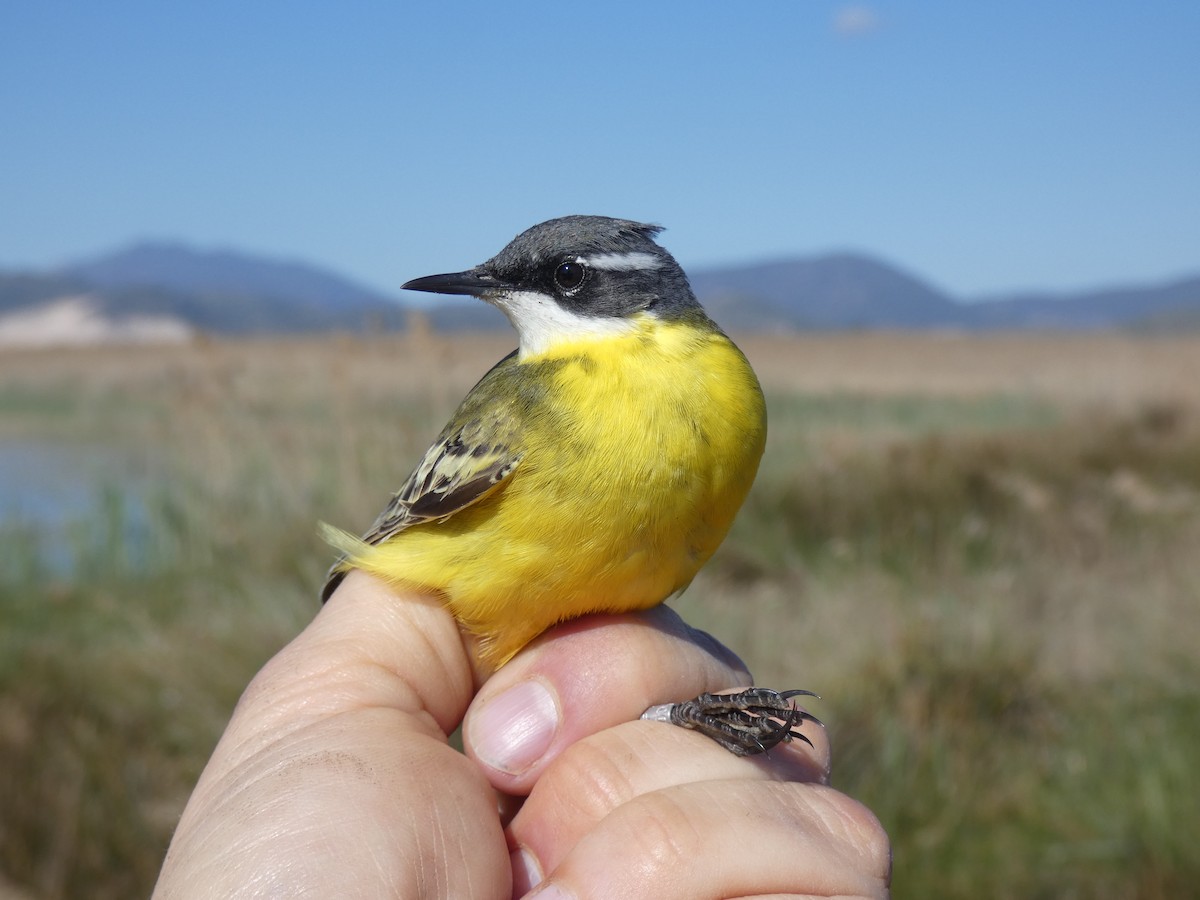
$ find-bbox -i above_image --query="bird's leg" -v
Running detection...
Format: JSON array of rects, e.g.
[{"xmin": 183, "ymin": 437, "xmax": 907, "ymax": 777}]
[{"xmin": 641, "ymin": 688, "xmax": 820, "ymax": 757}]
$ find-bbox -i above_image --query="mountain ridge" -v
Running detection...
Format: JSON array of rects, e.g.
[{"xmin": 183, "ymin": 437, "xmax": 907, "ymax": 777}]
[
  {"xmin": 690, "ymin": 252, "xmax": 963, "ymax": 330},
  {"xmin": 0, "ymin": 240, "xmax": 1196, "ymax": 340},
  {"xmin": 64, "ymin": 241, "xmax": 396, "ymax": 313}
]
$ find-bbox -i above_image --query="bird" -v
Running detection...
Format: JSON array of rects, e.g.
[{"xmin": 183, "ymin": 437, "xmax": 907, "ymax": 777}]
[{"xmin": 321, "ymin": 215, "xmax": 814, "ymax": 755}]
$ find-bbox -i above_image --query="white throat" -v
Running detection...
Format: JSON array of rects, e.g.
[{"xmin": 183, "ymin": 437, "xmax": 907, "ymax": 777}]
[{"xmin": 491, "ymin": 290, "xmax": 641, "ymax": 359}]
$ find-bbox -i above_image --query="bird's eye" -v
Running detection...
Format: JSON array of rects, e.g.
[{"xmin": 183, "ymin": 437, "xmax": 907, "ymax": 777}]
[{"xmin": 554, "ymin": 261, "xmax": 586, "ymax": 291}]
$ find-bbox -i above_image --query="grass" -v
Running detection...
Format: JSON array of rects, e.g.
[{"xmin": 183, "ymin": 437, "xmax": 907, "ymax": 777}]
[{"xmin": 2, "ymin": 332, "xmax": 1199, "ymax": 898}]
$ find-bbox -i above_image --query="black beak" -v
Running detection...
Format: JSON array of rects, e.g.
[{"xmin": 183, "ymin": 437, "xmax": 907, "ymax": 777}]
[{"xmin": 401, "ymin": 268, "xmax": 501, "ymax": 297}]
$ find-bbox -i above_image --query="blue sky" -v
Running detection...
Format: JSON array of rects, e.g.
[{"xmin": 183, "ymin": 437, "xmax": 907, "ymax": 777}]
[{"xmin": 1, "ymin": 2, "xmax": 1197, "ymax": 299}]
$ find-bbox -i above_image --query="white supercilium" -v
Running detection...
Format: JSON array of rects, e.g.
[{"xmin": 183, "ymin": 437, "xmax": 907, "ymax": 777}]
[{"xmin": 581, "ymin": 252, "xmax": 662, "ymax": 272}]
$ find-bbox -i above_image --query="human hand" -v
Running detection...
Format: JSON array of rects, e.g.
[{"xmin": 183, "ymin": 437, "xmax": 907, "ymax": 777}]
[{"xmin": 154, "ymin": 572, "xmax": 890, "ymax": 898}]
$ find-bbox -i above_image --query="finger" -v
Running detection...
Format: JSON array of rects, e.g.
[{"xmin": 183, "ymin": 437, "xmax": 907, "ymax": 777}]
[
  {"xmin": 522, "ymin": 781, "xmax": 891, "ymax": 900},
  {"xmin": 462, "ymin": 605, "xmax": 756, "ymax": 791},
  {"xmin": 221, "ymin": 570, "xmax": 474, "ymax": 762},
  {"xmin": 508, "ymin": 715, "xmax": 830, "ymax": 889},
  {"xmin": 158, "ymin": 572, "xmax": 509, "ymax": 898}
]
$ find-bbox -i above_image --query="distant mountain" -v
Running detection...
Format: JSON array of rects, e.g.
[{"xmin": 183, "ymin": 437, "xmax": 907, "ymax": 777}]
[
  {"xmin": 0, "ymin": 272, "xmax": 93, "ymax": 315},
  {"xmin": 0, "ymin": 242, "xmax": 412, "ymax": 335},
  {"xmin": 0, "ymin": 240, "xmax": 1197, "ymax": 343},
  {"xmin": 961, "ymin": 275, "xmax": 1200, "ymax": 330},
  {"xmin": 0, "ymin": 242, "xmax": 502, "ymax": 340},
  {"xmin": 65, "ymin": 241, "xmax": 395, "ymax": 313},
  {"xmin": 690, "ymin": 253, "xmax": 962, "ymax": 330},
  {"xmin": 690, "ymin": 255, "xmax": 1200, "ymax": 331}
]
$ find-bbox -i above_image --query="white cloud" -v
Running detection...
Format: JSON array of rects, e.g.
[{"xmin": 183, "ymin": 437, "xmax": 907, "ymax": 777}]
[{"xmin": 833, "ymin": 5, "xmax": 882, "ymax": 36}]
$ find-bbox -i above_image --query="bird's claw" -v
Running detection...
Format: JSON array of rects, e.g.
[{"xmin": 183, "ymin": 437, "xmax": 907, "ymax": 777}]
[{"xmin": 643, "ymin": 688, "xmax": 821, "ymax": 757}]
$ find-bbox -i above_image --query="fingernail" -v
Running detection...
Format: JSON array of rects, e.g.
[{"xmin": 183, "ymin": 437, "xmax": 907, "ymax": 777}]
[
  {"xmin": 523, "ymin": 883, "xmax": 574, "ymax": 900},
  {"xmin": 471, "ymin": 679, "xmax": 559, "ymax": 774},
  {"xmin": 510, "ymin": 847, "xmax": 543, "ymax": 894}
]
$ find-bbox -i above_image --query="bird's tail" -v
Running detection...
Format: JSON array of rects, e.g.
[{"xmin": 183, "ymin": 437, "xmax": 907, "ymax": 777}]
[{"xmin": 317, "ymin": 522, "xmax": 369, "ymax": 603}]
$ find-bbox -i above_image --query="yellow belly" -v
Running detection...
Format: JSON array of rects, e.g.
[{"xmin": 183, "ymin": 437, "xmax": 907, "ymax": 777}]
[{"xmin": 355, "ymin": 317, "xmax": 766, "ymax": 667}]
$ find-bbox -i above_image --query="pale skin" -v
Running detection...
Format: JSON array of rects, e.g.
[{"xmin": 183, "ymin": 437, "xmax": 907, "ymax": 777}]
[{"xmin": 154, "ymin": 572, "xmax": 891, "ymax": 899}]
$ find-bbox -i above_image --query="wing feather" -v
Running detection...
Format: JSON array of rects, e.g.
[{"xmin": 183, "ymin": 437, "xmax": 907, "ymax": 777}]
[
  {"xmin": 321, "ymin": 351, "xmax": 532, "ymax": 601},
  {"xmin": 361, "ymin": 425, "xmax": 522, "ymax": 543}
]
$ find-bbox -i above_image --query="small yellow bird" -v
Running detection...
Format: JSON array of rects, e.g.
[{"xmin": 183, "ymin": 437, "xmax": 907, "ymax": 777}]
[{"xmin": 323, "ymin": 216, "xmax": 812, "ymax": 754}]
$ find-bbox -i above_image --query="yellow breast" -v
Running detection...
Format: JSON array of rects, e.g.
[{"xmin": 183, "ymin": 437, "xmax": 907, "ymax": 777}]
[{"xmin": 355, "ymin": 315, "xmax": 766, "ymax": 667}]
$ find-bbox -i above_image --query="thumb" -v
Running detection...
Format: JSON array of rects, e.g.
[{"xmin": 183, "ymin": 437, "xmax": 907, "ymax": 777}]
[
  {"xmin": 156, "ymin": 572, "xmax": 500, "ymax": 898},
  {"xmin": 220, "ymin": 570, "xmax": 475, "ymax": 768}
]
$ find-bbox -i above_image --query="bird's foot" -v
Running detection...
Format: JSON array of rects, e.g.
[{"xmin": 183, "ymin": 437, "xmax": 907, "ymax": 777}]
[{"xmin": 641, "ymin": 688, "xmax": 821, "ymax": 757}]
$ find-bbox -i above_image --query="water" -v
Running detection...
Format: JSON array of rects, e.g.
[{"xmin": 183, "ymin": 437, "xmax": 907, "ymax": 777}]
[
  {"xmin": 0, "ymin": 438, "xmax": 151, "ymax": 573},
  {"xmin": 2, "ymin": 440, "xmax": 101, "ymax": 523}
]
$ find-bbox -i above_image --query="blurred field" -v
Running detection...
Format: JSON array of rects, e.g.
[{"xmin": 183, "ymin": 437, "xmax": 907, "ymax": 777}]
[{"xmin": 2, "ymin": 331, "xmax": 1199, "ymax": 898}]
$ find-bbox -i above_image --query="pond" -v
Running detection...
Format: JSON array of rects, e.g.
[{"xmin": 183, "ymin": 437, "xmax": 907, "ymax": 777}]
[{"xmin": 0, "ymin": 438, "xmax": 152, "ymax": 574}]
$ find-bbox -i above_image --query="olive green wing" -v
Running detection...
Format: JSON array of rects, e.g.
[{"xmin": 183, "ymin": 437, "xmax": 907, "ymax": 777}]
[{"xmin": 321, "ymin": 352, "xmax": 530, "ymax": 601}]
